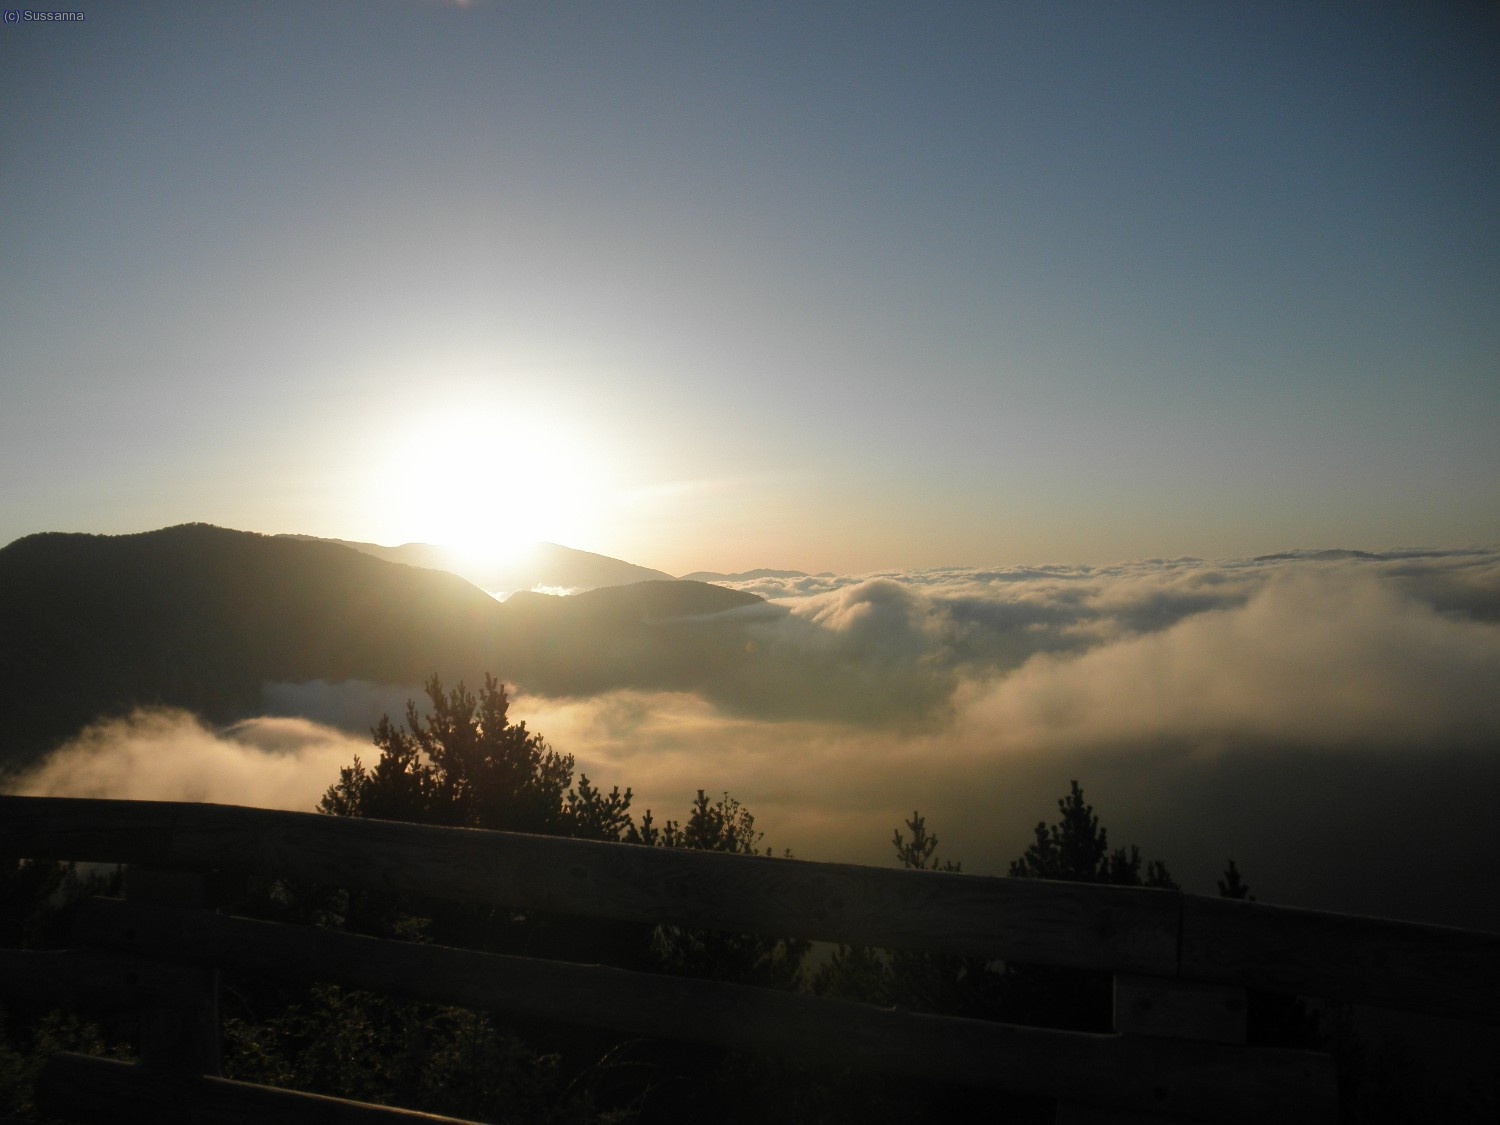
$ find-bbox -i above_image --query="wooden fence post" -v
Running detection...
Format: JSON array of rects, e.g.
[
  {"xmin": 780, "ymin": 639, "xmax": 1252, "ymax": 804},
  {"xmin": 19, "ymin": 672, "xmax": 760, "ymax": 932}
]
[{"xmin": 124, "ymin": 867, "xmax": 221, "ymax": 1076}]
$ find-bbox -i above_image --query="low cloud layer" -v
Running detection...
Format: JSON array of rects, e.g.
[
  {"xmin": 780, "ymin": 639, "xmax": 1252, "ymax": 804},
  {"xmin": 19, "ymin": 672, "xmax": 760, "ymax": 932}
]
[
  {"xmin": 7, "ymin": 709, "xmax": 368, "ymax": 811},
  {"xmin": 555, "ymin": 545, "xmax": 1500, "ymax": 731},
  {"xmin": 8, "ymin": 547, "xmax": 1499, "ymax": 931},
  {"xmin": 955, "ymin": 566, "xmax": 1500, "ymax": 754}
]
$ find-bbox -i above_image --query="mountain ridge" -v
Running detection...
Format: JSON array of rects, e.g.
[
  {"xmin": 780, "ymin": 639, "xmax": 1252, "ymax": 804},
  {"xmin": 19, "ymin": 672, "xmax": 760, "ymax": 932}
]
[
  {"xmin": 0, "ymin": 524, "xmax": 763, "ymax": 766},
  {"xmin": 277, "ymin": 534, "xmax": 674, "ymax": 594}
]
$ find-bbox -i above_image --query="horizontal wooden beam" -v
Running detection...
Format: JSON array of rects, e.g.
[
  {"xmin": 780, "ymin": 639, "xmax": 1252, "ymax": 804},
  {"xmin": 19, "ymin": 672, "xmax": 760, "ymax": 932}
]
[
  {"xmin": 73, "ymin": 898, "xmax": 1337, "ymax": 1123},
  {"xmin": 6, "ymin": 796, "xmax": 1496, "ymax": 1021},
  {"xmin": 1, "ymin": 796, "xmax": 1178, "ymax": 973},
  {"xmin": 0, "ymin": 947, "xmax": 171, "ymax": 1007},
  {"xmin": 1180, "ymin": 896, "xmax": 1500, "ymax": 1024},
  {"xmin": 1114, "ymin": 974, "xmax": 1247, "ymax": 1045},
  {"xmin": 127, "ymin": 867, "xmax": 220, "ymax": 1076},
  {"xmin": 37, "ymin": 1052, "xmax": 485, "ymax": 1125}
]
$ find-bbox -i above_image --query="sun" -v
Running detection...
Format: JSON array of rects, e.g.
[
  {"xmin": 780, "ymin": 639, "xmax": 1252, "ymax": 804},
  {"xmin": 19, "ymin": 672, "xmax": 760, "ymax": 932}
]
[{"xmin": 364, "ymin": 401, "xmax": 609, "ymax": 568}]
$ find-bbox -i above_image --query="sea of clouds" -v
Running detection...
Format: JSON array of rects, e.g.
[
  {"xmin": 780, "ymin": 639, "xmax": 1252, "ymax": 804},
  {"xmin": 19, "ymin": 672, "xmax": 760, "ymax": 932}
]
[{"xmin": 11, "ymin": 546, "xmax": 1500, "ymax": 930}]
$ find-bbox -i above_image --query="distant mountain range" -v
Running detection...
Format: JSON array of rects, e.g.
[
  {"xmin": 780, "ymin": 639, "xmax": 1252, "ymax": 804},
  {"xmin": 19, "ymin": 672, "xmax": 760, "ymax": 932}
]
[
  {"xmin": 0, "ymin": 524, "xmax": 762, "ymax": 766},
  {"xmin": 679, "ymin": 568, "xmax": 826, "ymax": 582}
]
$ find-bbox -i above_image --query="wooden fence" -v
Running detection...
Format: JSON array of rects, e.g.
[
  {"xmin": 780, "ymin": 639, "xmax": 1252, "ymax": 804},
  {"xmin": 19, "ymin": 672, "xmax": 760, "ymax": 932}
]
[{"xmin": 1, "ymin": 795, "xmax": 1496, "ymax": 1124}]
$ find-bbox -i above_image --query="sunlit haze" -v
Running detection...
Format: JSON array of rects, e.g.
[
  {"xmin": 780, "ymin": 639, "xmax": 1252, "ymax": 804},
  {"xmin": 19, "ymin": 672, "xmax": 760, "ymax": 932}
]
[
  {"xmin": 359, "ymin": 392, "xmax": 615, "ymax": 567},
  {"xmin": 2, "ymin": 2, "xmax": 1495, "ymax": 575}
]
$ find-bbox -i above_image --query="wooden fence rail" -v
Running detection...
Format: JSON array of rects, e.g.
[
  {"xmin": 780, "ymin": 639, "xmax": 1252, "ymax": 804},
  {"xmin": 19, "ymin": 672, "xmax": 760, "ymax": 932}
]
[{"xmin": 3, "ymin": 795, "xmax": 1497, "ymax": 1124}]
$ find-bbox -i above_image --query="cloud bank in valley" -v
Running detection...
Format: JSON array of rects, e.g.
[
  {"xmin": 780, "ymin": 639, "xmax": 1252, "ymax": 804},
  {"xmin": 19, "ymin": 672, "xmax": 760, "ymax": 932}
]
[
  {"xmin": 8, "ymin": 547, "xmax": 1500, "ymax": 930},
  {"xmin": 7, "ymin": 709, "xmax": 368, "ymax": 811}
]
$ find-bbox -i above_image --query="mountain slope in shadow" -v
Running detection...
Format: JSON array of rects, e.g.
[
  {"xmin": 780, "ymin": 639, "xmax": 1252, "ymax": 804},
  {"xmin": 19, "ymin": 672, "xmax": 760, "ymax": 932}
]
[
  {"xmin": 0, "ymin": 524, "xmax": 509, "ymax": 760},
  {"xmin": 0, "ymin": 525, "xmax": 759, "ymax": 767}
]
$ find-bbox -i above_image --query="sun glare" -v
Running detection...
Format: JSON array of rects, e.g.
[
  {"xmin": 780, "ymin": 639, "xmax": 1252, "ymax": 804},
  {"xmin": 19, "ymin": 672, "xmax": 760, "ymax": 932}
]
[{"xmin": 364, "ymin": 401, "xmax": 610, "ymax": 566}]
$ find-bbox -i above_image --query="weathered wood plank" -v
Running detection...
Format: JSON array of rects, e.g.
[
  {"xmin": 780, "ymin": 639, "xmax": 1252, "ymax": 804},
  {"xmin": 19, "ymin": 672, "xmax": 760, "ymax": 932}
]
[
  {"xmin": 73, "ymin": 898, "xmax": 1337, "ymax": 1124},
  {"xmin": 9, "ymin": 796, "xmax": 1496, "ymax": 1023},
  {"xmin": 0, "ymin": 796, "xmax": 1179, "ymax": 972},
  {"xmin": 1180, "ymin": 896, "xmax": 1500, "ymax": 1024},
  {"xmin": 1114, "ymin": 974, "xmax": 1247, "ymax": 1045},
  {"xmin": 1054, "ymin": 1104, "xmax": 1223, "ymax": 1125},
  {"xmin": 126, "ymin": 867, "xmax": 221, "ymax": 1076},
  {"xmin": 37, "ymin": 1052, "xmax": 487, "ymax": 1125},
  {"xmin": 0, "ymin": 948, "xmax": 165, "ymax": 1007}
]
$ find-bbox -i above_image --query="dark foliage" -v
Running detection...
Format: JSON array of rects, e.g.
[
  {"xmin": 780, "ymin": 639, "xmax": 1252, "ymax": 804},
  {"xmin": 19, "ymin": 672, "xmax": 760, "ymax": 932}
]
[
  {"xmin": 320, "ymin": 673, "xmax": 631, "ymax": 841},
  {"xmin": 0, "ymin": 860, "xmax": 131, "ymax": 1118},
  {"xmin": 633, "ymin": 791, "xmax": 808, "ymax": 991},
  {"xmin": 221, "ymin": 984, "xmax": 622, "ymax": 1125}
]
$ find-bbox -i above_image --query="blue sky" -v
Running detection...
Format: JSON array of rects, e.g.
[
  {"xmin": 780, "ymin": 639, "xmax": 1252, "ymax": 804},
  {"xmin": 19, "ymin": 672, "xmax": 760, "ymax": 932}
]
[{"xmin": 3, "ymin": 0, "xmax": 1497, "ymax": 574}]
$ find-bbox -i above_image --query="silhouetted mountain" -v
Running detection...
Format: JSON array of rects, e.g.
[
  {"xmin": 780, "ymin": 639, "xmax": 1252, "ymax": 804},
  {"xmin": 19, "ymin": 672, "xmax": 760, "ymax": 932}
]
[
  {"xmin": 279, "ymin": 535, "xmax": 672, "ymax": 594},
  {"xmin": 0, "ymin": 525, "xmax": 506, "ymax": 762},
  {"xmin": 0, "ymin": 525, "xmax": 761, "ymax": 767}
]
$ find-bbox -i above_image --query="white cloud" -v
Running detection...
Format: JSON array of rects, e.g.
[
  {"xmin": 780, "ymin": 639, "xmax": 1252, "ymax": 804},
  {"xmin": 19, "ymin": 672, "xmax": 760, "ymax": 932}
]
[{"xmin": 955, "ymin": 567, "xmax": 1500, "ymax": 754}]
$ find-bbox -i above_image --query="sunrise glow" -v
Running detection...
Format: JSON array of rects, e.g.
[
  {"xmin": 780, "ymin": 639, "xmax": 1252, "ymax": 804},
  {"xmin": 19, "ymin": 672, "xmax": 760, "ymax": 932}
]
[{"xmin": 365, "ymin": 399, "xmax": 611, "ymax": 564}]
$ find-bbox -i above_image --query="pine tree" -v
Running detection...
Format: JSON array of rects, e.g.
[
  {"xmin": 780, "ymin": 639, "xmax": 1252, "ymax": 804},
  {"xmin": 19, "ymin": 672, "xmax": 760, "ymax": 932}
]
[
  {"xmin": 320, "ymin": 673, "xmax": 632, "ymax": 841},
  {"xmin": 1009, "ymin": 780, "xmax": 1177, "ymax": 889},
  {"xmin": 1217, "ymin": 859, "xmax": 1254, "ymax": 900}
]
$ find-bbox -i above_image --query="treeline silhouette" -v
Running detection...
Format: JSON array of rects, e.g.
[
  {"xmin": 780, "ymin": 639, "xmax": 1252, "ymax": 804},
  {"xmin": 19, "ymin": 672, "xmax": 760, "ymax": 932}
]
[{"xmin": 0, "ymin": 675, "xmax": 1432, "ymax": 1122}]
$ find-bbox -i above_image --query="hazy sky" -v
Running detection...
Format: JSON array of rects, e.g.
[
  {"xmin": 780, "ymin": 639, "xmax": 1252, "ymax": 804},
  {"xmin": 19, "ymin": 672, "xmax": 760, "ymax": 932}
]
[{"xmin": 4, "ymin": 1, "xmax": 1497, "ymax": 574}]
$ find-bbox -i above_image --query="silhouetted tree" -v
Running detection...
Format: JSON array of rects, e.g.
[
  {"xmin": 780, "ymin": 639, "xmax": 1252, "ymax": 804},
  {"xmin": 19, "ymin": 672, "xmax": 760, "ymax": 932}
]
[
  {"xmin": 1217, "ymin": 859, "xmax": 1254, "ymax": 900},
  {"xmin": 320, "ymin": 673, "xmax": 632, "ymax": 841},
  {"xmin": 314, "ymin": 673, "xmax": 643, "ymax": 962},
  {"xmin": 1009, "ymin": 780, "xmax": 1176, "ymax": 889},
  {"xmin": 318, "ymin": 680, "xmax": 806, "ymax": 985},
  {"xmin": 891, "ymin": 810, "xmax": 961, "ymax": 874}
]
